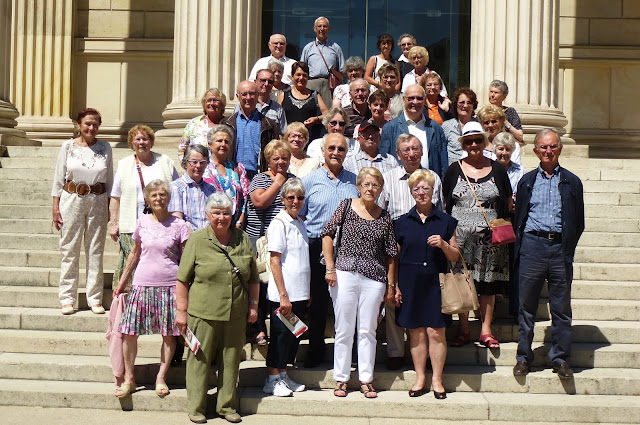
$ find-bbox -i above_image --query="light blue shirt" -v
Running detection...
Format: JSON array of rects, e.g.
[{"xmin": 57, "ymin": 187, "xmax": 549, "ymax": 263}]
[
  {"xmin": 300, "ymin": 166, "xmax": 359, "ymax": 238},
  {"xmin": 524, "ymin": 165, "xmax": 562, "ymax": 233},
  {"xmin": 300, "ymin": 39, "xmax": 345, "ymax": 78},
  {"xmin": 233, "ymin": 99, "xmax": 287, "ymax": 135},
  {"xmin": 168, "ymin": 174, "xmax": 217, "ymax": 231},
  {"xmin": 235, "ymin": 110, "xmax": 261, "ymax": 172}
]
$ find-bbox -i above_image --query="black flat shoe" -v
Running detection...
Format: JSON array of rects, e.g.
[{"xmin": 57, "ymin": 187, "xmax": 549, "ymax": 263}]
[
  {"xmin": 433, "ymin": 390, "xmax": 447, "ymax": 400},
  {"xmin": 408, "ymin": 387, "xmax": 427, "ymax": 397}
]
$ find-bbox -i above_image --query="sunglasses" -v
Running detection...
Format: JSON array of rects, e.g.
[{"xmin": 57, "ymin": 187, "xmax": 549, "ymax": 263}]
[
  {"xmin": 329, "ymin": 120, "xmax": 346, "ymax": 127},
  {"xmin": 463, "ymin": 138, "xmax": 485, "ymax": 146},
  {"xmin": 258, "ymin": 78, "xmax": 275, "ymax": 85},
  {"xmin": 285, "ymin": 195, "xmax": 305, "ymax": 201}
]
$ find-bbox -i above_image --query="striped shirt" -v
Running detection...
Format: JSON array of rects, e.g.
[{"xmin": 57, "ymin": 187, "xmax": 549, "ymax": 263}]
[
  {"xmin": 378, "ymin": 166, "xmax": 444, "ymax": 220},
  {"xmin": 300, "ymin": 166, "xmax": 359, "ymax": 238},
  {"xmin": 524, "ymin": 165, "xmax": 562, "ymax": 233},
  {"xmin": 168, "ymin": 174, "xmax": 217, "ymax": 231},
  {"xmin": 245, "ymin": 172, "xmax": 291, "ymax": 238},
  {"xmin": 343, "ymin": 150, "xmax": 399, "ymax": 175}
]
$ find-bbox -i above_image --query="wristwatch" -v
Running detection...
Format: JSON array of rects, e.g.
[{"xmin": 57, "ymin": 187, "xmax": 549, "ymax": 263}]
[{"xmin": 505, "ymin": 123, "xmax": 512, "ymax": 131}]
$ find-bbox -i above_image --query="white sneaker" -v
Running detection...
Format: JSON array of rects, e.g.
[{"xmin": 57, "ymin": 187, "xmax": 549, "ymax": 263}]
[
  {"xmin": 269, "ymin": 379, "xmax": 293, "ymax": 397},
  {"xmin": 262, "ymin": 377, "xmax": 278, "ymax": 394},
  {"xmin": 282, "ymin": 374, "xmax": 305, "ymax": 392}
]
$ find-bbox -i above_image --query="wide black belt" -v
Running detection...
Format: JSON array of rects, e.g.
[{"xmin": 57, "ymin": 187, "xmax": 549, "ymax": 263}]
[{"xmin": 527, "ymin": 230, "xmax": 562, "ymax": 241}]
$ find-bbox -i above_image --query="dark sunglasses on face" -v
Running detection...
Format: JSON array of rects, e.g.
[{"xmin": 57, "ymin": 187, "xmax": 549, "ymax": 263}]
[
  {"xmin": 463, "ymin": 138, "xmax": 485, "ymax": 146},
  {"xmin": 285, "ymin": 195, "xmax": 305, "ymax": 201},
  {"xmin": 329, "ymin": 120, "xmax": 346, "ymax": 127}
]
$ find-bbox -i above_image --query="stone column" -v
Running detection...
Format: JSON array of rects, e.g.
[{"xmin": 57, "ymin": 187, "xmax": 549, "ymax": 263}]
[
  {"xmin": 0, "ymin": 0, "xmax": 28, "ymax": 144},
  {"xmin": 10, "ymin": 0, "xmax": 75, "ymax": 141},
  {"xmin": 470, "ymin": 0, "xmax": 573, "ymax": 143},
  {"xmin": 156, "ymin": 0, "xmax": 262, "ymax": 140}
]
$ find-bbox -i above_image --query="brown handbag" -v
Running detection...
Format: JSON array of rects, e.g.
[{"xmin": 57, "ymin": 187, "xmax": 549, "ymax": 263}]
[
  {"xmin": 440, "ymin": 255, "xmax": 480, "ymax": 314},
  {"xmin": 315, "ymin": 41, "xmax": 343, "ymax": 90}
]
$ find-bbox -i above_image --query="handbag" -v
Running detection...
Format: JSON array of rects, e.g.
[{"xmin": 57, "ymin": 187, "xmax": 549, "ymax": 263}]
[
  {"xmin": 314, "ymin": 41, "xmax": 343, "ymax": 90},
  {"xmin": 458, "ymin": 161, "xmax": 516, "ymax": 245},
  {"xmin": 320, "ymin": 198, "xmax": 351, "ymax": 266},
  {"xmin": 255, "ymin": 217, "xmax": 286, "ymax": 283},
  {"xmin": 440, "ymin": 255, "xmax": 480, "ymax": 314}
]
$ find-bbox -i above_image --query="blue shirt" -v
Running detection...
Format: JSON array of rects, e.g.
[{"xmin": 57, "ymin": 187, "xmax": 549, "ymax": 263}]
[
  {"xmin": 168, "ymin": 174, "xmax": 217, "ymax": 231},
  {"xmin": 233, "ymin": 99, "xmax": 287, "ymax": 135},
  {"xmin": 524, "ymin": 165, "xmax": 562, "ymax": 233},
  {"xmin": 235, "ymin": 110, "xmax": 262, "ymax": 172},
  {"xmin": 300, "ymin": 166, "xmax": 359, "ymax": 238},
  {"xmin": 300, "ymin": 39, "xmax": 345, "ymax": 78}
]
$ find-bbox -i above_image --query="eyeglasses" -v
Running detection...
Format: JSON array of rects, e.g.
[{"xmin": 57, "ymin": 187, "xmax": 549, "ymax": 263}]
[
  {"xmin": 329, "ymin": 120, "xmax": 346, "ymax": 127},
  {"xmin": 458, "ymin": 101, "xmax": 473, "ymax": 106},
  {"xmin": 288, "ymin": 133, "xmax": 306, "ymax": 140},
  {"xmin": 271, "ymin": 41, "xmax": 286, "ymax": 46},
  {"xmin": 412, "ymin": 187, "xmax": 433, "ymax": 194},
  {"xmin": 400, "ymin": 42, "xmax": 414, "ymax": 47},
  {"xmin": 285, "ymin": 195, "xmax": 305, "ymax": 201},
  {"xmin": 238, "ymin": 91, "xmax": 257, "ymax": 97},
  {"xmin": 258, "ymin": 78, "xmax": 274, "ymax": 85},
  {"xmin": 187, "ymin": 159, "xmax": 209, "ymax": 166},
  {"xmin": 360, "ymin": 183, "xmax": 381, "ymax": 190},
  {"xmin": 463, "ymin": 138, "xmax": 485, "ymax": 146},
  {"xmin": 326, "ymin": 146, "xmax": 346, "ymax": 152},
  {"xmin": 358, "ymin": 133, "xmax": 379, "ymax": 141},
  {"xmin": 536, "ymin": 144, "xmax": 560, "ymax": 151},
  {"xmin": 398, "ymin": 146, "xmax": 422, "ymax": 155},
  {"xmin": 405, "ymin": 96, "xmax": 425, "ymax": 101}
]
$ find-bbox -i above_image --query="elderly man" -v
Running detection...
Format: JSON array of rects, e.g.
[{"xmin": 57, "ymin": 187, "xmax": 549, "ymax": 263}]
[
  {"xmin": 512, "ymin": 129, "xmax": 584, "ymax": 379},
  {"xmin": 300, "ymin": 133, "xmax": 358, "ymax": 368},
  {"xmin": 249, "ymin": 34, "xmax": 295, "ymax": 85},
  {"xmin": 397, "ymin": 33, "xmax": 416, "ymax": 80},
  {"xmin": 300, "ymin": 16, "xmax": 345, "ymax": 108},
  {"xmin": 380, "ymin": 84, "xmax": 448, "ymax": 179},
  {"xmin": 344, "ymin": 119, "xmax": 398, "ymax": 174},
  {"xmin": 376, "ymin": 133, "xmax": 443, "ymax": 369},
  {"xmin": 234, "ymin": 69, "xmax": 287, "ymax": 135},
  {"xmin": 343, "ymin": 78, "xmax": 372, "ymax": 138},
  {"xmin": 222, "ymin": 80, "xmax": 278, "ymax": 180}
]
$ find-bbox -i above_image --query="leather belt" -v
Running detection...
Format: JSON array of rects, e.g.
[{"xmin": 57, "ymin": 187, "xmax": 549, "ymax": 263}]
[
  {"xmin": 308, "ymin": 76, "xmax": 328, "ymax": 80},
  {"xmin": 527, "ymin": 230, "xmax": 562, "ymax": 241},
  {"xmin": 63, "ymin": 180, "xmax": 106, "ymax": 197}
]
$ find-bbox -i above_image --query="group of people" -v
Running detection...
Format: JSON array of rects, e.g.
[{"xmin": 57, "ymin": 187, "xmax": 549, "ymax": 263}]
[{"xmin": 50, "ymin": 15, "xmax": 584, "ymax": 425}]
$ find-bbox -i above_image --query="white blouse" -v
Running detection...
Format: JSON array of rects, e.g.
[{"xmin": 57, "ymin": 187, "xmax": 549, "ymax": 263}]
[{"xmin": 51, "ymin": 139, "xmax": 113, "ymax": 197}]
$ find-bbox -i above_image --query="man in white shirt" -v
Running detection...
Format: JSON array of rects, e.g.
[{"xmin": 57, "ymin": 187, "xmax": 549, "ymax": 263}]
[{"xmin": 249, "ymin": 34, "xmax": 295, "ymax": 85}]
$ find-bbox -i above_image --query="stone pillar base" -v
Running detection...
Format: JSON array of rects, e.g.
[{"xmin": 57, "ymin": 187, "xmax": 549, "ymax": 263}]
[
  {"xmin": 155, "ymin": 101, "xmax": 202, "ymax": 139},
  {"xmin": 16, "ymin": 116, "xmax": 75, "ymax": 142},
  {"xmin": 515, "ymin": 104, "xmax": 575, "ymax": 145}
]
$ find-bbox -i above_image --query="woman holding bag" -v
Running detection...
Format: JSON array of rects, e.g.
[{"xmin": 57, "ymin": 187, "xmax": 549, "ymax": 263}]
[
  {"xmin": 393, "ymin": 169, "xmax": 459, "ymax": 399},
  {"xmin": 442, "ymin": 122, "xmax": 512, "ymax": 349}
]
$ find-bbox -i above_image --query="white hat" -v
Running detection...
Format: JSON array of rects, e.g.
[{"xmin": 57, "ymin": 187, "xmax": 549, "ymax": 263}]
[{"xmin": 458, "ymin": 121, "xmax": 489, "ymax": 142}]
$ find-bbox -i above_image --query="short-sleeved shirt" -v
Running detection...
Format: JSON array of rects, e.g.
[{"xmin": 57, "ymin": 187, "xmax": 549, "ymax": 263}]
[
  {"xmin": 132, "ymin": 215, "xmax": 190, "ymax": 287},
  {"xmin": 176, "ymin": 226, "xmax": 258, "ymax": 321},
  {"xmin": 321, "ymin": 199, "xmax": 398, "ymax": 283},
  {"xmin": 266, "ymin": 210, "xmax": 310, "ymax": 302},
  {"xmin": 378, "ymin": 166, "xmax": 444, "ymax": 220},
  {"xmin": 343, "ymin": 150, "xmax": 399, "ymax": 175},
  {"xmin": 245, "ymin": 172, "xmax": 292, "ymax": 238},
  {"xmin": 168, "ymin": 174, "xmax": 217, "ymax": 231}
]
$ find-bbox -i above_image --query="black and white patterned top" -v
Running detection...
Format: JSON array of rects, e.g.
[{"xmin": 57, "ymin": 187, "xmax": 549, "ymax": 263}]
[
  {"xmin": 321, "ymin": 199, "xmax": 398, "ymax": 283},
  {"xmin": 245, "ymin": 172, "xmax": 292, "ymax": 238}
]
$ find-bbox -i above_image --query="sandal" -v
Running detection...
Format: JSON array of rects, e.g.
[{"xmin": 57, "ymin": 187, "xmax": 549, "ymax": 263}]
[
  {"xmin": 156, "ymin": 382, "xmax": 170, "ymax": 397},
  {"xmin": 479, "ymin": 334, "xmax": 500, "ymax": 349},
  {"xmin": 255, "ymin": 335, "xmax": 268, "ymax": 346},
  {"xmin": 449, "ymin": 332, "xmax": 471, "ymax": 347},
  {"xmin": 116, "ymin": 383, "xmax": 136, "ymax": 399},
  {"xmin": 360, "ymin": 382, "xmax": 377, "ymax": 399},
  {"xmin": 334, "ymin": 381, "xmax": 348, "ymax": 397}
]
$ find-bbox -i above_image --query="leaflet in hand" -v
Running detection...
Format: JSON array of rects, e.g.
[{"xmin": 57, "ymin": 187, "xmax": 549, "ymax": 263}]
[
  {"xmin": 180, "ymin": 326, "xmax": 201, "ymax": 355},
  {"xmin": 275, "ymin": 308, "xmax": 308, "ymax": 338}
]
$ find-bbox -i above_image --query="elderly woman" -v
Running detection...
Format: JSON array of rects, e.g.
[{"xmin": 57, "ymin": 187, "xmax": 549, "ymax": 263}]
[
  {"xmin": 178, "ymin": 88, "xmax": 227, "ymax": 161},
  {"xmin": 442, "ymin": 87, "xmax": 478, "ymax": 165},
  {"xmin": 364, "ymin": 34, "xmax": 399, "ymax": 92},
  {"xmin": 246, "ymin": 139, "xmax": 294, "ymax": 345},
  {"xmin": 52, "ymin": 108, "xmax": 113, "ymax": 315},
  {"xmin": 306, "ymin": 108, "xmax": 360, "ymax": 161},
  {"xmin": 332, "ymin": 56, "xmax": 366, "ymax": 108},
  {"xmin": 401, "ymin": 46, "xmax": 447, "ymax": 97},
  {"xmin": 397, "ymin": 34, "xmax": 416, "ymax": 79},
  {"xmin": 322, "ymin": 167, "xmax": 398, "ymax": 399},
  {"xmin": 488, "ymin": 80, "xmax": 524, "ymax": 143},
  {"xmin": 377, "ymin": 63, "xmax": 404, "ymax": 120},
  {"xmin": 262, "ymin": 178, "xmax": 310, "ymax": 397},
  {"xmin": 112, "ymin": 180, "xmax": 189, "ymax": 398},
  {"xmin": 421, "ymin": 72, "xmax": 452, "ymax": 125},
  {"xmin": 109, "ymin": 125, "xmax": 178, "ymax": 292},
  {"xmin": 175, "ymin": 192, "xmax": 259, "ymax": 424},
  {"xmin": 477, "ymin": 104, "xmax": 522, "ymax": 166},
  {"xmin": 285, "ymin": 122, "xmax": 319, "ymax": 178},
  {"xmin": 443, "ymin": 122, "xmax": 512, "ymax": 349},
  {"xmin": 278, "ymin": 61, "xmax": 328, "ymax": 141},
  {"xmin": 393, "ymin": 169, "xmax": 459, "ymax": 399},
  {"xmin": 269, "ymin": 59, "xmax": 291, "ymax": 102},
  {"xmin": 202, "ymin": 124, "xmax": 250, "ymax": 227}
]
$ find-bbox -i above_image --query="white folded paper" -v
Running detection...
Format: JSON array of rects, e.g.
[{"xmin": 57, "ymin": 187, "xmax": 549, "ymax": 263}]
[{"xmin": 275, "ymin": 308, "xmax": 308, "ymax": 338}]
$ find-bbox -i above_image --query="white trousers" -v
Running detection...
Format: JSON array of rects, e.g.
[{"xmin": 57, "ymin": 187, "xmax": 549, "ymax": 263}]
[
  {"xmin": 330, "ymin": 270, "xmax": 386, "ymax": 383},
  {"xmin": 58, "ymin": 191, "xmax": 107, "ymax": 307}
]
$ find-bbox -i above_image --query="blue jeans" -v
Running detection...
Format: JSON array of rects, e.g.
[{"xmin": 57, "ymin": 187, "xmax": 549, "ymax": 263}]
[{"xmin": 516, "ymin": 232, "xmax": 573, "ymax": 365}]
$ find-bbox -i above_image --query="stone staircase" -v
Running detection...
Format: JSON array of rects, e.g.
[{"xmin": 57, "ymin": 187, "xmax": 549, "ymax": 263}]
[{"xmin": 0, "ymin": 144, "xmax": 639, "ymax": 423}]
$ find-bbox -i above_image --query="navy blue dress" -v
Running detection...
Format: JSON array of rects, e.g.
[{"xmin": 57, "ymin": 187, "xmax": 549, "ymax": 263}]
[{"xmin": 394, "ymin": 207, "xmax": 458, "ymax": 329}]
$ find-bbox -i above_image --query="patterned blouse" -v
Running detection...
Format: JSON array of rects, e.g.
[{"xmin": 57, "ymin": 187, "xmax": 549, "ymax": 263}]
[
  {"xmin": 202, "ymin": 160, "xmax": 250, "ymax": 223},
  {"xmin": 321, "ymin": 199, "xmax": 398, "ymax": 283},
  {"xmin": 178, "ymin": 114, "xmax": 218, "ymax": 161}
]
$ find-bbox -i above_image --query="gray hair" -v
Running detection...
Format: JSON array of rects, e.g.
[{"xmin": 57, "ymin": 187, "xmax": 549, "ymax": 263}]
[
  {"xmin": 342, "ymin": 56, "xmax": 366, "ymax": 74},
  {"xmin": 322, "ymin": 107, "xmax": 351, "ymax": 128},
  {"xmin": 205, "ymin": 192, "xmax": 233, "ymax": 213},
  {"xmin": 182, "ymin": 144, "xmax": 209, "ymax": 168},
  {"xmin": 395, "ymin": 133, "xmax": 421, "ymax": 153},
  {"xmin": 268, "ymin": 34, "xmax": 287, "ymax": 44},
  {"xmin": 322, "ymin": 133, "xmax": 347, "ymax": 150},
  {"xmin": 404, "ymin": 84, "xmax": 426, "ymax": 98},
  {"xmin": 314, "ymin": 16, "xmax": 330, "ymax": 26},
  {"xmin": 490, "ymin": 79, "xmax": 509, "ymax": 96},
  {"xmin": 397, "ymin": 33, "xmax": 416, "ymax": 46},
  {"xmin": 267, "ymin": 58, "xmax": 285, "ymax": 71},
  {"xmin": 350, "ymin": 78, "xmax": 369, "ymax": 94},
  {"xmin": 492, "ymin": 132, "xmax": 517, "ymax": 153},
  {"xmin": 142, "ymin": 179, "xmax": 171, "ymax": 202},
  {"xmin": 280, "ymin": 178, "xmax": 305, "ymax": 198},
  {"xmin": 534, "ymin": 128, "xmax": 562, "ymax": 148},
  {"xmin": 207, "ymin": 124, "xmax": 236, "ymax": 159}
]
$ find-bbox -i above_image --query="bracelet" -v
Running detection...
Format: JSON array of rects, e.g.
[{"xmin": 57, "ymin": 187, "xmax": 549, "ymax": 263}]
[
  {"xmin": 326, "ymin": 267, "xmax": 336, "ymax": 271},
  {"xmin": 325, "ymin": 270, "xmax": 336, "ymax": 274},
  {"xmin": 249, "ymin": 299, "xmax": 258, "ymax": 305},
  {"xmin": 387, "ymin": 283, "xmax": 395, "ymax": 288}
]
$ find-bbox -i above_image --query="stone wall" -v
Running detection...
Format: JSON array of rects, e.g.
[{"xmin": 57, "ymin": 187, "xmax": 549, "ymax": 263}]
[{"xmin": 559, "ymin": 0, "xmax": 640, "ymax": 156}]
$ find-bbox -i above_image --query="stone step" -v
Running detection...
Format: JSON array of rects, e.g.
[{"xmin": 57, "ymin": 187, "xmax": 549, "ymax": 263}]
[
  {"xmin": 0, "ymin": 180, "xmax": 50, "ymax": 193},
  {"xmin": 0, "ymin": 286, "xmax": 114, "ymax": 309},
  {"xmin": 574, "ymin": 246, "xmax": 640, "ymax": 263},
  {"xmin": 0, "ymin": 233, "xmax": 120, "ymax": 253},
  {"xmin": 0, "ymin": 191, "xmax": 51, "ymax": 205},
  {"xmin": 585, "ymin": 218, "xmax": 640, "ymax": 233},
  {"xmin": 577, "ymin": 233, "xmax": 640, "ymax": 247},
  {"xmin": 2, "ymin": 145, "xmax": 177, "ymax": 159},
  {"xmin": 575, "ymin": 263, "xmax": 640, "ymax": 281},
  {"xmin": 582, "ymin": 180, "xmax": 640, "ymax": 193},
  {"xmin": 493, "ymin": 298, "xmax": 640, "ymax": 322},
  {"xmin": 0, "ymin": 168, "xmax": 54, "ymax": 181},
  {"xmin": 0, "ymin": 219, "xmax": 54, "ymax": 234},
  {"xmin": 584, "ymin": 205, "xmax": 640, "ymax": 219},
  {"xmin": 0, "ymin": 378, "xmax": 636, "ymax": 423},
  {"xmin": 0, "ymin": 266, "xmax": 114, "ymax": 288},
  {"xmin": 0, "ymin": 249, "xmax": 118, "ymax": 269},
  {"xmin": 584, "ymin": 192, "xmax": 640, "ymax": 206},
  {"xmin": 564, "ymin": 280, "xmax": 640, "ymax": 301},
  {"xmin": 0, "ymin": 205, "xmax": 50, "ymax": 219}
]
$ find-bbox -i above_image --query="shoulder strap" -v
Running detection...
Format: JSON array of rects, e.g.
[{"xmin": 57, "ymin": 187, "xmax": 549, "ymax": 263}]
[
  {"xmin": 314, "ymin": 41, "xmax": 332, "ymax": 74},
  {"xmin": 209, "ymin": 239, "xmax": 248, "ymax": 293},
  {"xmin": 135, "ymin": 155, "xmax": 146, "ymax": 190},
  {"xmin": 457, "ymin": 160, "xmax": 491, "ymax": 227}
]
